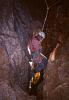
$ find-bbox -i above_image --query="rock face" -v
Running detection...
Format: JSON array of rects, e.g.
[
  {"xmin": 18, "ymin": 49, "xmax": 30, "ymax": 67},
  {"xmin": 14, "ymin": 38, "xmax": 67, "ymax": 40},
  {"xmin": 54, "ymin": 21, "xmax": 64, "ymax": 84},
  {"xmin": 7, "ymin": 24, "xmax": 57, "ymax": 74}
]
[
  {"xmin": 0, "ymin": 0, "xmax": 31, "ymax": 91},
  {"xmin": 0, "ymin": 0, "xmax": 37, "ymax": 99},
  {"xmin": 0, "ymin": 0, "xmax": 69, "ymax": 99},
  {"xmin": 0, "ymin": 47, "xmax": 36, "ymax": 100},
  {"xmin": 30, "ymin": 0, "xmax": 69, "ymax": 99},
  {"xmin": 43, "ymin": 0, "xmax": 69, "ymax": 99},
  {"xmin": 43, "ymin": 37, "xmax": 69, "ymax": 100}
]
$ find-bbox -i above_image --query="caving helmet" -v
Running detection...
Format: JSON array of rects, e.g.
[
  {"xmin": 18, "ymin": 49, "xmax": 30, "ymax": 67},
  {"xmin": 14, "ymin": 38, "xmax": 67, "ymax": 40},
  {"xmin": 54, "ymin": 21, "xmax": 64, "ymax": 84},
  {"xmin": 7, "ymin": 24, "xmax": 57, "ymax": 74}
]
[{"xmin": 38, "ymin": 31, "xmax": 45, "ymax": 39}]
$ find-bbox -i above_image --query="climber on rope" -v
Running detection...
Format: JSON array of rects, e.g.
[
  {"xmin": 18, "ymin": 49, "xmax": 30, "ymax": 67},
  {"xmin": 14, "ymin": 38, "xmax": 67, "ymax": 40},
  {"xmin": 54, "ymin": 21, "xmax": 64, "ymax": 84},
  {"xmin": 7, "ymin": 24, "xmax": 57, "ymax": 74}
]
[{"xmin": 27, "ymin": 31, "xmax": 48, "ymax": 88}]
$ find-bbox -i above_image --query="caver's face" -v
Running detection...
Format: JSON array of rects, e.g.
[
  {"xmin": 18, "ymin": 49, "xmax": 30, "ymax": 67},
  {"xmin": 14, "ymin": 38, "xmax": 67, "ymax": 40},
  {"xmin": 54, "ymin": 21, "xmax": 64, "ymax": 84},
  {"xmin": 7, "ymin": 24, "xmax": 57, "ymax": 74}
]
[{"xmin": 37, "ymin": 35, "xmax": 43, "ymax": 41}]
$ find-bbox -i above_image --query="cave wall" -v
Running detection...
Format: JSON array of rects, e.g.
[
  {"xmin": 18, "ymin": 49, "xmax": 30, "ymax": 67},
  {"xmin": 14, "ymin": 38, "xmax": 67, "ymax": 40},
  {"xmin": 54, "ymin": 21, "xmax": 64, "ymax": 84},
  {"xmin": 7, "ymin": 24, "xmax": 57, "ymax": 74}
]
[
  {"xmin": 0, "ymin": 0, "xmax": 69, "ymax": 99},
  {"xmin": 43, "ymin": 0, "xmax": 69, "ymax": 99},
  {"xmin": 0, "ymin": 0, "xmax": 40, "ymax": 99},
  {"xmin": 0, "ymin": 0, "xmax": 30, "ymax": 92},
  {"xmin": 43, "ymin": 37, "xmax": 69, "ymax": 100},
  {"xmin": 41, "ymin": 0, "xmax": 69, "ymax": 57}
]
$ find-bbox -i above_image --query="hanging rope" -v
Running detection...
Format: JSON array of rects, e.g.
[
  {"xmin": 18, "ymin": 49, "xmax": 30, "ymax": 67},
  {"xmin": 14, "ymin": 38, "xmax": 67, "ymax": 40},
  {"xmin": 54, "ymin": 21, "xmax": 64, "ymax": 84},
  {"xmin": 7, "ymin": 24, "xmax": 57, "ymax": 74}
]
[
  {"xmin": 49, "ymin": 0, "xmax": 61, "ymax": 9},
  {"xmin": 42, "ymin": 0, "xmax": 61, "ymax": 32},
  {"xmin": 42, "ymin": 0, "xmax": 49, "ymax": 31}
]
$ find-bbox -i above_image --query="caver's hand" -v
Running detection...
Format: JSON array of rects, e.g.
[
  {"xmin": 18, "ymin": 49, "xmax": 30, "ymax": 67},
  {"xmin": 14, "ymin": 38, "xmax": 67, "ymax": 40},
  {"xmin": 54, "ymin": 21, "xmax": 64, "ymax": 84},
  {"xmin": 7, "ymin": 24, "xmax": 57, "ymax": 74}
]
[
  {"xmin": 48, "ymin": 51, "xmax": 55, "ymax": 62},
  {"xmin": 48, "ymin": 43, "xmax": 60, "ymax": 62}
]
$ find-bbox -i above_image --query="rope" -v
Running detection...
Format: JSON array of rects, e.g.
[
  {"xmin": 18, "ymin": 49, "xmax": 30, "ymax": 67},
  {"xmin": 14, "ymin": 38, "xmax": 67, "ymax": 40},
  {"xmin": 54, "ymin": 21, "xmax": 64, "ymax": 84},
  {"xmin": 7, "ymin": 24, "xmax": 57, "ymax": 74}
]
[
  {"xmin": 42, "ymin": 0, "xmax": 61, "ymax": 32},
  {"xmin": 49, "ymin": 0, "xmax": 61, "ymax": 9},
  {"xmin": 42, "ymin": 0, "xmax": 49, "ymax": 31}
]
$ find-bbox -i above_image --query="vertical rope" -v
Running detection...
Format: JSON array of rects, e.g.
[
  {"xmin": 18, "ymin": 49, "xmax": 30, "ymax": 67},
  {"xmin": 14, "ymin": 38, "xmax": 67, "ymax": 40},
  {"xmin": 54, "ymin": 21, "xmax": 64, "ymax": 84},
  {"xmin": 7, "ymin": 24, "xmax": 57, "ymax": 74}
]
[
  {"xmin": 42, "ymin": 0, "xmax": 61, "ymax": 32},
  {"xmin": 42, "ymin": 0, "xmax": 49, "ymax": 31}
]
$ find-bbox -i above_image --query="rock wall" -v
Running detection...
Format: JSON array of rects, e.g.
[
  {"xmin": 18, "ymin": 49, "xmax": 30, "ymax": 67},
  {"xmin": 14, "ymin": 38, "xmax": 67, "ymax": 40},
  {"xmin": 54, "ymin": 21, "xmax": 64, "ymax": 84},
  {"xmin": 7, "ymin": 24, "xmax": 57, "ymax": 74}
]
[
  {"xmin": 0, "ymin": 0, "xmax": 39, "ymax": 99},
  {"xmin": 0, "ymin": 0, "xmax": 69, "ymax": 99},
  {"xmin": 0, "ymin": 0, "xmax": 30, "ymax": 92},
  {"xmin": 43, "ymin": 0, "xmax": 69, "ymax": 99},
  {"xmin": 43, "ymin": 37, "xmax": 69, "ymax": 100}
]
